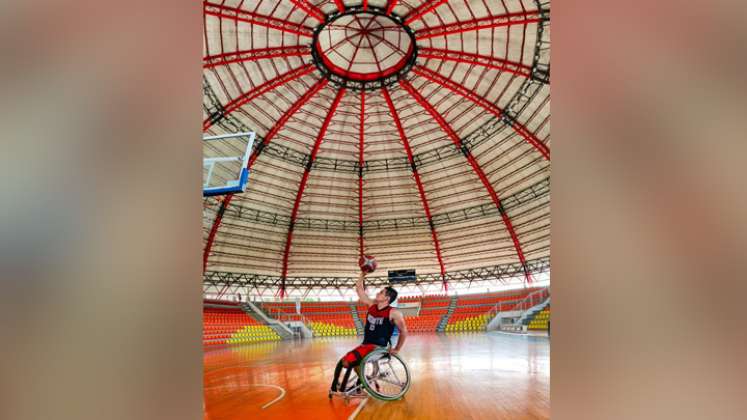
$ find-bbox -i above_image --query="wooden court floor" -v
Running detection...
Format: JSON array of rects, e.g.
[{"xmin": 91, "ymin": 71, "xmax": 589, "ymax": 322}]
[{"xmin": 204, "ymin": 332, "xmax": 549, "ymax": 420}]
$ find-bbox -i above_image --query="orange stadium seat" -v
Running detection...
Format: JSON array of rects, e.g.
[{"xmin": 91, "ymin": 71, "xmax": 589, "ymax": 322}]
[
  {"xmin": 202, "ymin": 305, "xmax": 280, "ymax": 346},
  {"xmin": 260, "ymin": 301, "xmax": 359, "ymax": 337},
  {"xmin": 248, "ymin": 288, "xmax": 547, "ymax": 337}
]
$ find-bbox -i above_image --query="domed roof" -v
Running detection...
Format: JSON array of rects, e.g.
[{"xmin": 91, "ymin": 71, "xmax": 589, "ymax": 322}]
[{"xmin": 202, "ymin": 0, "xmax": 550, "ymax": 296}]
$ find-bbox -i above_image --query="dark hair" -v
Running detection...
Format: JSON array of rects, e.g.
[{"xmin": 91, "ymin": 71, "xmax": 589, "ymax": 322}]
[{"xmin": 384, "ymin": 286, "xmax": 398, "ymax": 303}]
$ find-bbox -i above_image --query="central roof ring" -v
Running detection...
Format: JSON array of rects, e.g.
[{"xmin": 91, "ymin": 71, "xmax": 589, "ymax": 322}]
[{"xmin": 311, "ymin": 6, "xmax": 418, "ymax": 92}]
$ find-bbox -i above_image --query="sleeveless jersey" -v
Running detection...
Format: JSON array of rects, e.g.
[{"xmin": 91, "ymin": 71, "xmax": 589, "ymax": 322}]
[{"xmin": 362, "ymin": 304, "xmax": 395, "ymax": 346}]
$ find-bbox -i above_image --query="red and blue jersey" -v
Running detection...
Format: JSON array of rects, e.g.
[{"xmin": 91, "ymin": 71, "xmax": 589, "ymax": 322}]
[{"xmin": 362, "ymin": 304, "xmax": 395, "ymax": 346}]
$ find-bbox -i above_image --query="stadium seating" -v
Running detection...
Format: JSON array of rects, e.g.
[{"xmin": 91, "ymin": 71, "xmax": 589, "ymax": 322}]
[
  {"xmin": 420, "ymin": 297, "xmax": 451, "ymax": 308},
  {"xmin": 398, "ymin": 293, "xmax": 446, "ymax": 303},
  {"xmin": 226, "ymin": 325, "xmax": 281, "ymax": 344},
  {"xmin": 307, "ymin": 321, "xmax": 357, "ymax": 337},
  {"xmin": 260, "ymin": 302, "xmax": 297, "ymax": 316},
  {"xmin": 302, "ymin": 302, "xmax": 358, "ymax": 336},
  {"xmin": 401, "ymin": 295, "xmax": 451, "ymax": 332},
  {"xmin": 303, "ymin": 313, "xmax": 356, "ymax": 327},
  {"xmin": 203, "ymin": 306, "xmax": 280, "ymax": 346},
  {"xmin": 444, "ymin": 288, "xmax": 542, "ymax": 332},
  {"xmin": 405, "ymin": 314, "xmax": 443, "ymax": 332},
  {"xmin": 527, "ymin": 306, "xmax": 550, "ymax": 330},
  {"xmin": 445, "ymin": 313, "xmax": 489, "ymax": 332},
  {"xmin": 247, "ymin": 288, "xmax": 548, "ymax": 338},
  {"xmin": 261, "ymin": 301, "xmax": 359, "ymax": 337}
]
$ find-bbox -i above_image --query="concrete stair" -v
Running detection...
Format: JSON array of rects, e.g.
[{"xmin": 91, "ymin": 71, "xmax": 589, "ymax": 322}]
[
  {"xmin": 436, "ymin": 296, "xmax": 458, "ymax": 332},
  {"xmin": 518, "ymin": 298, "xmax": 551, "ymax": 326},
  {"xmin": 241, "ymin": 302, "xmax": 294, "ymax": 340},
  {"xmin": 349, "ymin": 302, "xmax": 364, "ymax": 335}
]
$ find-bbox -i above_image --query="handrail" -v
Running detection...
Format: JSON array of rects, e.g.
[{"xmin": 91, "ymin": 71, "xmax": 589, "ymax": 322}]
[
  {"xmin": 488, "ymin": 286, "xmax": 550, "ymax": 320},
  {"xmin": 245, "ymin": 302, "xmax": 295, "ymax": 338},
  {"xmin": 275, "ymin": 313, "xmax": 309, "ymax": 324},
  {"xmin": 262, "ymin": 306, "xmax": 310, "ymax": 325}
]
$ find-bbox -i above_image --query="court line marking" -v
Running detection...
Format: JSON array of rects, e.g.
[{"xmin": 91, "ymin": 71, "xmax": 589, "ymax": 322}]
[
  {"xmin": 203, "ymin": 383, "xmax": 285, "ymax": 410},
  {"xmin": 348, "ymin": 397, "xmax": 369, "ymax": 420},
  {"xmin": 257, "ymin": 384, "xmax": 286, "ymax": 409}
]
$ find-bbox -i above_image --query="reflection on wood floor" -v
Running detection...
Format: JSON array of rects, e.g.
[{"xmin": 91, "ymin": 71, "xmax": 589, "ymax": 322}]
[{"xmin": 204, "ymin": 332, "xmax": 549, "ymax": 420}]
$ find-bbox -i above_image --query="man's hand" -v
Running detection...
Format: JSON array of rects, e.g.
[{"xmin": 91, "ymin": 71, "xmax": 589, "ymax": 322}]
[{"xmin": 389, "ymin": 348, "xmax": 399, "ymax": 356}]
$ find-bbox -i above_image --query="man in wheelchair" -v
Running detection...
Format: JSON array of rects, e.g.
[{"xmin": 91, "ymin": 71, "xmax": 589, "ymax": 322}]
[{"xmin": 330, "ymin": 271, "xmax": 409, "ymax": 399}]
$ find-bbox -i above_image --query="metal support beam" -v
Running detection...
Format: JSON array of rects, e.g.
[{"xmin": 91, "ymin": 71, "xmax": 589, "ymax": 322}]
[
  {"xmin": 403, "ymin": 0, "xmax": 450, "ymax": 26},
  {"xmin": 412, "ymin": 66, "xmax": 550, "ymax": 160},
  {"xmin": 202, "ymin": 78, "xmax": 329, "ymax": 272},
  {"xmin": 204, "ymin": 2, "xmax": 315, "ymax": 38},
  {"xmin": 213, "ymin": 176, "xmax": 549, "ymax": 232},
  {"xmin": 279, "ymin": 88, "xmax": 347, "ymax": 297},
  {"xmin": 331, "ymin": 0, "xmax": 346, "ymax": 13},
  {"xmin": 418, "ymin": 47, "xmax": 532, "ymax": 78},
  {"xmin": 289, "ymin": 0, "xmax": 326, "ymax": 22},
  {"xmin": 204, "ymin": 256, "xmax": 550, "ymax": 289},
  {"xmin": 357, "ymin": 90, "xmax": 366, "ymax": 259},
  {"xmin": 203, "ymin": 64, "xmax": 315, "ymax": 131},
  {"xmin": 203, "ymin": 45, "xmax": 309, "ymax": 69},
  {"xmin": 399, "ymin": 78, "xmax": 533, "ymax": 283},
  {"xmin": 415, "ymin": 10, "xmax": 542, "ymax": 39},
  {"xmin": 245, "ymin": 78, "xmax": 330, "ymax": 169},
  {"xmin": 382, "ymin": 86, "xmax": 447, "ymax": 289},
  {"xmin": 385, "ymin": 0, "xmax": 397, "ymax": 15}
]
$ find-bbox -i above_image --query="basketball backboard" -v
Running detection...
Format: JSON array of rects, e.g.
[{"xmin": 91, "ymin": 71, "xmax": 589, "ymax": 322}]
[{"xmin": 203, "ymin": 132, "xmax": 255, "ymax": 197}]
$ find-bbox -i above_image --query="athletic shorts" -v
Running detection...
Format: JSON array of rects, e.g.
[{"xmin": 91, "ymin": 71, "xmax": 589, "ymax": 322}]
[{"xmin": 342, "ymin": 344, "xmax": 380, "ymax": 365}]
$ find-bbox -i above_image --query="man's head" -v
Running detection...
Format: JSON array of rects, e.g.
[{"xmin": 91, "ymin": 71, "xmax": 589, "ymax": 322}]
[{"xmin": 375, "ymin": 286, "xmax": 398, "ymax": 305}]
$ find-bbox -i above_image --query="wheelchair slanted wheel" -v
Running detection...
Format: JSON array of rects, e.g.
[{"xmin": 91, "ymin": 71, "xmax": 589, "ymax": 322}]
[{"xmin": 359, "ymin": 349, "xmax": 411, "ymax": 401}]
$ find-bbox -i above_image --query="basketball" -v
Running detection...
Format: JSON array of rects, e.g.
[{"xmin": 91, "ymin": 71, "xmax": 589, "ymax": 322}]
[{"xmin": 358, "ymin": 255, "xmax": 378, "ymax": 273}]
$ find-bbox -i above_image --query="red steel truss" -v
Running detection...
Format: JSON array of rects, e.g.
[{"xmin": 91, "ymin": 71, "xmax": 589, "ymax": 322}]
[
  {"xmin": 331, "ymin": 0, "xmax": 346, "ymax": 13},
  {"xmin": 385, "ymin": 0, "xmax": 398, "ymax": 15},
  {"xmin": 415, "ymin": 10, "xmax": 542, "ymax": 39},
  {"xmin": 279, "ymin": 88, "xmax": 348, "ymax": 297},
  {"xmin": 203, "ymin": 64, "xmax": 315, "ymax": 131},
  {"xmin": 412, "ymin": 66, "xmax": 550, "ymax": 160},
  {"xmin": 204, "ymin": 2, "xmax": 315, "ymax": 38},
  {"xmin": 202, "ymin": 78, "xmax": 330, "ymax": 272},
  {"xmin": 418, "ymin": 47, "xmax": 532, "ymax": 78},
  {"xmin": 381, "ymin": 86, "xmax": 448, "ymax": 289},
  {"xmin": 399, "ymin": 78, "xmax": 532, "ymax": 283},
  {"xmin": 404, "ymin": 0, "xmax": 451, "ymax": 26},
  {"xmin": 201, "ymin": 1, "xmax": 551, "ymax": 288},
  {"xmin": 358, "ymin": 90, "xmax": 366, "ymax": 259},
  {"xmin": 289, "ymin": 0, "xmax": 326, "ymax": 22},
  {"xmin": 203, "ymin": 45, "xmax": 310, "ymax": 69}
]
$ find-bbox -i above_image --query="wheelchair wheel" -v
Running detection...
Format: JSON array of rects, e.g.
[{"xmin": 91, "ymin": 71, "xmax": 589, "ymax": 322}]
[{"xmin": 359, "ymin": 349, "xmax": 411, "ymax": 401}]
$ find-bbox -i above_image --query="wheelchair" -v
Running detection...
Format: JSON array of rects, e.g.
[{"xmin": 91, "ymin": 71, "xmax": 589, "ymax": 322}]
[{"xmin": 328, "ymin": 348, "xmax": 411, "ymax": 401}]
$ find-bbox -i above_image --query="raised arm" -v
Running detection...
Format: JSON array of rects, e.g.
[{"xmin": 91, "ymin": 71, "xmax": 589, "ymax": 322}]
[
  {"xmin": 390, "ymin": 309, "xmax": 407, "ymax": 355},
  {"xmin": 356, "ymin": 271, "xmax": 373, "ymax": 306}
]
